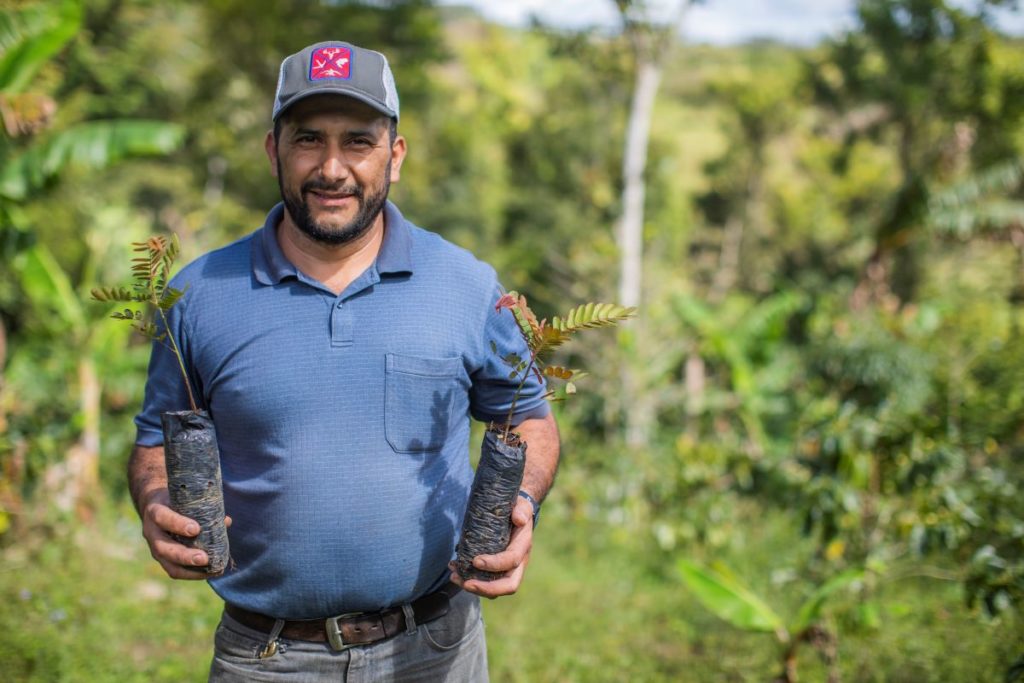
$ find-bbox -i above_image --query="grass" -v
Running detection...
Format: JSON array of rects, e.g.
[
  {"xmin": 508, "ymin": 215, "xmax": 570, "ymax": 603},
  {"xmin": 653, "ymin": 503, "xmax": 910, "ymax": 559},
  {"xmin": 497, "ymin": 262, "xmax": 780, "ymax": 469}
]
[
  {"xmin": 486, "ymin": 507, "xmax": 1024, "ymax": 682},
  {"xmin": 0, "ymin": 497, "xmax": 1020, "ymax": 682},
  {"xmin": 0, "ymin": 503, "xmax": 220, "ymax": 682}
]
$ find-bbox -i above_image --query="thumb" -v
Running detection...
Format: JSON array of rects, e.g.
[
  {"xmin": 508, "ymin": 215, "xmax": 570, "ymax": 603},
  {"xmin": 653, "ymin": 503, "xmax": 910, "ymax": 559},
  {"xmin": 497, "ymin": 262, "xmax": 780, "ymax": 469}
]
[{"xmin": 511, "ymin": 502, "xmax": 532, "ymax": 527}]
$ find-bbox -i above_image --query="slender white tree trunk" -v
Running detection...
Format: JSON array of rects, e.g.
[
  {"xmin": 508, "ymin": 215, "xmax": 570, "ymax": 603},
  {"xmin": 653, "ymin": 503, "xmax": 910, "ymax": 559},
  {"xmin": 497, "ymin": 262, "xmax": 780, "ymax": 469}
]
[
  {"xmin": 615, "ymin": 0, "xmax": 690, "ymax": 449},
  {"xmin": 0, "ymin": 317, "xmax": 6, "ymax": 447},
  {"xmin": 620, "ymin": 60, "xmax": 662, "ymax": 450},
  {"xmin": 76, "ymin": 356, "xmax": 101, "ymax": 496},
  {"xmin": 684, "ymin": 349, "xmax": 705, "ymax": 438},
  {"xmin": 46, "ymin": 356, "xmax": 102, "ymax": 518},
  {"xmin": 618, "ymin": 59, "xmax": 661, "ymax": 310}
]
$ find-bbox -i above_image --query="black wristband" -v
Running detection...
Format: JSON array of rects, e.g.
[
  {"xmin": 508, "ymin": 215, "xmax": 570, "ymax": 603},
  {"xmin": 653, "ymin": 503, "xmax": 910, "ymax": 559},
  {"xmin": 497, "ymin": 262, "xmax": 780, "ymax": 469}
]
[{"xmin": 518, "ymin": 490, "xmax": 541, "ymax": 528}]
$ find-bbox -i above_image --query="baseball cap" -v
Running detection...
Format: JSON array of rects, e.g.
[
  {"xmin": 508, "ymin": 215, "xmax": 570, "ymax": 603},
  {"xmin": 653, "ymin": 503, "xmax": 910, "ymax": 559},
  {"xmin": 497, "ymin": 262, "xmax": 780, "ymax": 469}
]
[{"xmin": 272, "ymin": 41, "xmax": 399, "ymax": 122}]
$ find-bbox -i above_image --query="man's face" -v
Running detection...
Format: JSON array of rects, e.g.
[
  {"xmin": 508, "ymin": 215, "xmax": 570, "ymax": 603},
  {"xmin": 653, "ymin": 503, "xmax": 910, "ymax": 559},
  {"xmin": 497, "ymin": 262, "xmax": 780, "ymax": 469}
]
[{"xmin": 266, "ymin": 95, "xmax": 405, "ymax": 245}]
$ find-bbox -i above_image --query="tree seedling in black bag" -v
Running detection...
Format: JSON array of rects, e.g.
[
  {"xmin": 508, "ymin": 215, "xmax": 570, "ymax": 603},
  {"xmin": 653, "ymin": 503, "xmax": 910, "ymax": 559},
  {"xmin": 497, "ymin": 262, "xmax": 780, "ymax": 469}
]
[
  {"xmin": 92, "ymin": 236, "xmax": 230, "ymax": 575},
  {"xmin": 455, "ymin": 292, "xmax": 635, "ymax": 581}
]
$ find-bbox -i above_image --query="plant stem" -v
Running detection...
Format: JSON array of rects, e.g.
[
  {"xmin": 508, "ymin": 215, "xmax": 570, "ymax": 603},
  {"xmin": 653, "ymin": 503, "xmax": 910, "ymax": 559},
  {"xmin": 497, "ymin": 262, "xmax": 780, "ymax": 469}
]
[
  {"xmin": 503, "ymin": 351, "xmax": 538, "ymax": 441},
  {"xmin": 156, "ymin": 305, "xmax": 198, "ymax": 413}
]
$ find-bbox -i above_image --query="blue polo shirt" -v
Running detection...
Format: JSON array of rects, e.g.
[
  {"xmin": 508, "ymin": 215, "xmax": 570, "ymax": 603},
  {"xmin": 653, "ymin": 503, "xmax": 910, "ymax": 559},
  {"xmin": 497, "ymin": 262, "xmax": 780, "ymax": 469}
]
[{"xmin": 135, "ymin": 201, "xmax": 549, "ymax": 619}]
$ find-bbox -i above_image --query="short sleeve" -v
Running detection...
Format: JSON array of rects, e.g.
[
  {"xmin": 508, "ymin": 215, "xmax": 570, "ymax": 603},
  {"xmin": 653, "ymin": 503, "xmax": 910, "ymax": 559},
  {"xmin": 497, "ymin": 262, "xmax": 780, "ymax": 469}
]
[
  {"xmin": 133, "ymin": 281, "xmax": 203, "ymax": 446},
  {"xmin": 468, "ymin": 285, "xmax": 551, "ymax": 426}
]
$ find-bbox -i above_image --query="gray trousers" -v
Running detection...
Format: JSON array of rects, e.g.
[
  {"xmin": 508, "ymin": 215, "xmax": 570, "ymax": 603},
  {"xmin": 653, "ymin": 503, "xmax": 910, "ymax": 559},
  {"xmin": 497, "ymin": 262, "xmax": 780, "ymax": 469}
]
[{"xmin": 208, "ymin": 589, "xmax": 489, "ymax": 682}]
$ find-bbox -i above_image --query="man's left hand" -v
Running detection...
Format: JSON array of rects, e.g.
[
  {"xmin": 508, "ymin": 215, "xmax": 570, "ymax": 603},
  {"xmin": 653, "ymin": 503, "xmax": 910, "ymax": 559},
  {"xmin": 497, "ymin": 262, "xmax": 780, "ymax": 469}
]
[{"xmin": 449, "ymin": 495, "xmax": 534, "ymax": 598}]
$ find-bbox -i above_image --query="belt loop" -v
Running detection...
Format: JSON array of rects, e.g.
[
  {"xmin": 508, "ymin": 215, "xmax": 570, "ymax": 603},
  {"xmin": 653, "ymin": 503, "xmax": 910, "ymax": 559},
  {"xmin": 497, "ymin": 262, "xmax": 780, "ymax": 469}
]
[
  {"xmin": 401, "ymin": 603, "xmax": 417, "ymax": 635},
  {"xmin": 258, "ymin": 618, "xmax": 286, "ymax": 659}
]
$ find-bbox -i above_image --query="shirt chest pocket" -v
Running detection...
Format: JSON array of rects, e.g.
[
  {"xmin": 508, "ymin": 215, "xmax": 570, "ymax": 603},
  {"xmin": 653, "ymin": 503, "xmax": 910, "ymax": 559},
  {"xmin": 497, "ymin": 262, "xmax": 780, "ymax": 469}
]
[{"xmin": 385, "ymin": 353, "xmax": 464, "ymax": 453}]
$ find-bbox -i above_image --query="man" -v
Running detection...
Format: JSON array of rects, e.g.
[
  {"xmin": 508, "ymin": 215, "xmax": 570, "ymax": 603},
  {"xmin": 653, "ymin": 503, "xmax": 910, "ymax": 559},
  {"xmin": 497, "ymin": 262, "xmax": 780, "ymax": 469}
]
[{"xmin": 131, "ymin": 40, "xmax": 560, "ymax": 682}]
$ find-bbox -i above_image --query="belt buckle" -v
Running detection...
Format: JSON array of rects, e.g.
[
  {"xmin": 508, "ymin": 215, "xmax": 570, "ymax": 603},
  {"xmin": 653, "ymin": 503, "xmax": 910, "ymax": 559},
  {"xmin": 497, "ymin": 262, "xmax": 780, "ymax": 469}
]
[{"xmin": 325, "ymin": 613, "xmax": 362, "ymax": 651}]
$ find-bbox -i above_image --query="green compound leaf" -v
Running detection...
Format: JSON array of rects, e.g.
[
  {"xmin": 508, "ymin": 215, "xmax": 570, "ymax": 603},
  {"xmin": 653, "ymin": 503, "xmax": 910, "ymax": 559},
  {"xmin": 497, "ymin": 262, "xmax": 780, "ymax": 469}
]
[
  {"xmin": 510, "ymin": 304, "xmax": 535, "ymax": 345},
  {"xmin": 552, "ymin": 302, "xmax": 636, "ymax": 333},
  {"xmin": 158, "ymin": 286, "xmax": 187, "ymax": 311},
  {"xmin": 90, "ymin": 286, "xmax": 135, "ymax": 302},
  {"xmin": 538, "ymin": 325, "xmax": 571, "ymax": 350},
  {"xmin": 131, "ymin": 321, "xmax": 159, "ymax": 340},
  {"xmin": 501, "ymin": 352, "xmax": 523, "ymax": 368}
]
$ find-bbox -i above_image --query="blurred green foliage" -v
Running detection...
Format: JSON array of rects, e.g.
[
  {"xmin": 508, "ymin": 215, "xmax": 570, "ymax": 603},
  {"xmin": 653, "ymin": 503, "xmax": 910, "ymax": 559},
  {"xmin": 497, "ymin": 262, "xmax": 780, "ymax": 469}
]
[{"xmin": 1, "ymin": 0, "xmax": 1024, "ymax": 680}]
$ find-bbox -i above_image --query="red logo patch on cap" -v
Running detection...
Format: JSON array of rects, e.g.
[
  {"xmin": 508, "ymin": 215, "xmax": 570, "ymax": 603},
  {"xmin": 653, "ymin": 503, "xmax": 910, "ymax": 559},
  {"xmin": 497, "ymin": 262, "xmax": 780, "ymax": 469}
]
[{"xmin": 309, "ymin": 46, "xmax": 351, "ymax": 80}]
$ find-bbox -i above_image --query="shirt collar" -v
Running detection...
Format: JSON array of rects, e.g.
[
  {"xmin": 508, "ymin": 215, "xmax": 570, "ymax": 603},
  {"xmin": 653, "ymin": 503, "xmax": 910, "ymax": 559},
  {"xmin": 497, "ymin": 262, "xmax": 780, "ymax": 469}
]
[
  {"xmin": 252, "ymin": 200, "xmax": 413, "ymax": 286},
  {"xmin": 376, "ymin": 201, "xmax": 414, "ymax": 276}
]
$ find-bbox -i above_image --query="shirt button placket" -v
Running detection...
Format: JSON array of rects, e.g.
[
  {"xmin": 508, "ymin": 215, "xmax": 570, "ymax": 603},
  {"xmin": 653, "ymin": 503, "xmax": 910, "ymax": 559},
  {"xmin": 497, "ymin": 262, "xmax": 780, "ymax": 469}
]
[{"xmin": 330, "ymin": 297, "xmax": 354, "ymax": 348}]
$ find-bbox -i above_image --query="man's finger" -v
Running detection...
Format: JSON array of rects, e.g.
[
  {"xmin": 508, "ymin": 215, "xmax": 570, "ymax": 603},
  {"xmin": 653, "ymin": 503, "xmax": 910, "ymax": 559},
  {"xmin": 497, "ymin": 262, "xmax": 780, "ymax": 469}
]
[
  {"xmin": 461, "ymin": 564, "xmax": 525, "ymax": 599},
  {"xmin": 150, "ymin": 504, "xmax": 201, "ymax": 537},
  {"xmin": 449, "ymin": 570, "xmax": 463, "ymax": 587},
  {"xmin": 157, "ymin": 557, "xmax": 214, "ymax": 581},
  {"xmin": 147, "ymin": 526, "xmax": 213, "ymax": 580},
  {"xmin": 472, "ymin": 549, "xmax": 523, "ymax": 573},
  {"xmin": 473, "ymin": 525, "xmax": 532, "ymax": 573},
  {"xmin": 151, "ymin": 531, "xmax": 209, "ymax": 569},
  {"xmin": 510, "ymin": 501, "xmax": 532, "ymax": 528}
]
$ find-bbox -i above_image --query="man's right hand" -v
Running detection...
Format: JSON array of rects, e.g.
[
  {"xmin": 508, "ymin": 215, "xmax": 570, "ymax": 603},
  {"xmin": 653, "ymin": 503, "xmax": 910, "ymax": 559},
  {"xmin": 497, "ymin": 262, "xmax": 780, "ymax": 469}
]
[
  {"xmin": 130, "ymin": 443, "xmax": 232, "ymax": 580},
  {"xmin": 140, "ymin": 488, "xmax": 225, "ymax": 580}
]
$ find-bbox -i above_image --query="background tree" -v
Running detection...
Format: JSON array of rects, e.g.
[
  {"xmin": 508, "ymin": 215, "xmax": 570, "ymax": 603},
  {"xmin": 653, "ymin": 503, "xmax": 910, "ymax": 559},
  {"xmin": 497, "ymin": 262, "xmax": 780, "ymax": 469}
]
[
  {"xmin": 0, "ymin": 0, "xmax": 182, "ymax": 519},
  {"xmin": 614, "ymin": 0, "xmax": 697, "ymax": 448},
  {"xmin": 0, "ymin": 1, "xmax": 1023, "ymax": 680},
  {"xmin": 809, "ymin": 0, "xmax": 1024, "ymax": 304}
]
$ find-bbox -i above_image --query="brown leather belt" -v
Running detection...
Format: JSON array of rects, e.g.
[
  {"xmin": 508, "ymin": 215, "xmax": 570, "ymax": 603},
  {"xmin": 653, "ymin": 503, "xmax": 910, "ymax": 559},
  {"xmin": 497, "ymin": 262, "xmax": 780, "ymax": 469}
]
[{"xmin": 224, "ymin": 582, "xmax": 462, "ymax": 651}]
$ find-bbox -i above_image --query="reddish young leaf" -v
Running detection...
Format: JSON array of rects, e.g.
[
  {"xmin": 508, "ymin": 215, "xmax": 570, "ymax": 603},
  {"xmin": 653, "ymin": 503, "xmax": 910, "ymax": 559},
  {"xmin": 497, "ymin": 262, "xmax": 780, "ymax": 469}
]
[{"xmin": 495, "ymin": 293, "xmax": 517, "ymax": 311}]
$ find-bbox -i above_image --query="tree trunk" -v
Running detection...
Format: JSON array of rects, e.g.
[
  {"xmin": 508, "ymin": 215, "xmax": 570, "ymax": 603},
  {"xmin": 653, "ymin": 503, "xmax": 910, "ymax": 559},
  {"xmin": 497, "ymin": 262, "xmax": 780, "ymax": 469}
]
[
  {"xmin": 614, "ymin": 0, "xmax": 692, "ymax": 449},
  {"xmin": 0, "ymin": 315, "xmax": 6, "ymax": 436},
  {"xmin": 620, "ymin": 59, "xmax": 661, "ymax": 450},
  {"xmin": 45, "ymin": 356, "xmax": 102, "ymax": 519},
  {"xmin": 618, "ymin": 58, "xmax": 660, "ymax": 311},
  {"xmin": 710, "ymin": 217, "xmax": 744, "ymax": 303},
  {"xmin": 0, "ymin": 315, "xmax": 6, "ymax": 372},
  {"xmin": 0, "ymin": 316, "xmax": 12, "ymax": 525},
  {"xmin": 684, "ymin": 349, "xmax": 705, "ymax": 439}
]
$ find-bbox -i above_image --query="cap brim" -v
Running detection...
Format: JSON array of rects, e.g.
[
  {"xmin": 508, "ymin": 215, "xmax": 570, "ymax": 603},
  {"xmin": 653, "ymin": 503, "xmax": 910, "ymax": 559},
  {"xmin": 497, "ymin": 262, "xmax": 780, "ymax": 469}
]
[{"xmin": 274, "ymin": 87, "xmax": 397, "ymax": 122}]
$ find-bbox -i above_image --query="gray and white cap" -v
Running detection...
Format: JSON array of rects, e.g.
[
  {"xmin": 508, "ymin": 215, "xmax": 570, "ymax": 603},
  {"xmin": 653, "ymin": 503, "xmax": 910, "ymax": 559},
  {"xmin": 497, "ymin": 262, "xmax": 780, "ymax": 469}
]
[{"xmin": 272, "ymin": 41, "xmax": 399, "ymax": 122}]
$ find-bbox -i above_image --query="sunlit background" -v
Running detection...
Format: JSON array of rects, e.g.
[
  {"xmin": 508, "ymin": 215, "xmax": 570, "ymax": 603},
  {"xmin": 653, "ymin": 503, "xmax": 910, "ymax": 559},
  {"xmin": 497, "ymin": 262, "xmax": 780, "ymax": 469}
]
[
  {"xmin": 443, "ymin": 0, "xmax": 1024, "ymax": 42},
  {"xmin": 1, "ymin": 1, "xmax": 1023, "ymax": 681}
]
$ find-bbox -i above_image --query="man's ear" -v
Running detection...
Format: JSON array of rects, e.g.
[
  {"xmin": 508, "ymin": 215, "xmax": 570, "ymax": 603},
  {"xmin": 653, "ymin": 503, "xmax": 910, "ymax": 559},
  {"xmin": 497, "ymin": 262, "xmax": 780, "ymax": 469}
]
[
  {"xmin": 265, "ymin": 130, "xmax": 278, "ymax": 178},
  {"xmin": 389, "ymin": 135, "xmax": 407, "ymax": 183}
]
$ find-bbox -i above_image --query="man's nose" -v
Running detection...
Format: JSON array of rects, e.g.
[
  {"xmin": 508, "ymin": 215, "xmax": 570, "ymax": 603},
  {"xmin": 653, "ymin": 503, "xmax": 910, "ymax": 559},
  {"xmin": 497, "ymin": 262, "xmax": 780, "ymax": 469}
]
[{"xmin": 319, "ymin": 149, "xmax": 349, "ymax": 183}]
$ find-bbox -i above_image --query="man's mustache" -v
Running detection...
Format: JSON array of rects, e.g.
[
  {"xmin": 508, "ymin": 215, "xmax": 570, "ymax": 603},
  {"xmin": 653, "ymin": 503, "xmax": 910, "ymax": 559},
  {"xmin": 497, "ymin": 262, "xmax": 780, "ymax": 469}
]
[{"xmin": 302, "ymin": 181, "xmax": 362, "ymax": 197}]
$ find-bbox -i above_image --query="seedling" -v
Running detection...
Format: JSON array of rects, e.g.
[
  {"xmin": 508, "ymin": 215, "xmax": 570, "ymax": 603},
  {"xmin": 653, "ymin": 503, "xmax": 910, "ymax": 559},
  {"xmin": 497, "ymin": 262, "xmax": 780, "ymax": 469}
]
[
  {"xmin": 92, "ymin": 235, "xmax": 229, "ymax": 575},
  {"xmin": 91, "ymin": 235, "xmax": 196, "ymax": 410},
  {"xmin": 455, "ymin": 292, "xmax": 635, "ymax": 581}
]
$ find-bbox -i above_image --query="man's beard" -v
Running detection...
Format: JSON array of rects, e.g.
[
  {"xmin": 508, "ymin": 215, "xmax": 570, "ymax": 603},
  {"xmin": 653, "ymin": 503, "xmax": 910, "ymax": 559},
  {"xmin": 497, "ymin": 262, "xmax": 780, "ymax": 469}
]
[{"xmin": 278, "ymin": 162, "xmax": 391, "ymax": 246}]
